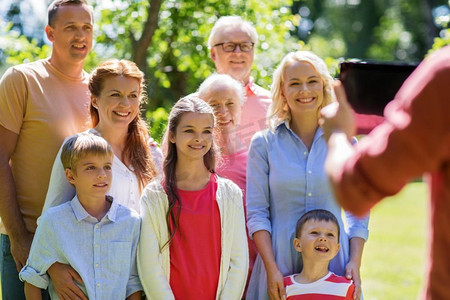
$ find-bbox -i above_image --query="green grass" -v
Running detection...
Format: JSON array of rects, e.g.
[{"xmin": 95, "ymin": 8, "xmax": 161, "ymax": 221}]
[{"xmin": 360, "ymin": 182, "xmax": 428, "ymax": 299}]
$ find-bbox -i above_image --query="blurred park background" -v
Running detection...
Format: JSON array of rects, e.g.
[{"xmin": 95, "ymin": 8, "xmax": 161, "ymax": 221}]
[{"xmin": 0, "ymin": 1, "xmax": 445, "ymax": 298}]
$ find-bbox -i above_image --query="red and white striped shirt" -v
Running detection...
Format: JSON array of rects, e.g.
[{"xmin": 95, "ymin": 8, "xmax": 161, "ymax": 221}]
[{"xmin": 284, "ymin": 272, "xmax": 354, "ymax": 299}]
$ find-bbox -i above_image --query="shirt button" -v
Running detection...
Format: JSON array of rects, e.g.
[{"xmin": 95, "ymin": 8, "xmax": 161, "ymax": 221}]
[
  {"xmin": 308, "ymin": 192, "xmax": 312, "ymax": 197},
  {"xmin": 95, "ymin": 244, "xmax": 98, "ymax": 248},
  {"xmin": 95, "ymin": 225, "xmax": 99, "ymax": 229},
  {"xmin": 303, "ymin": 151, "xmax": 307, "ymax": 155},
  {"xmin": 97, "ymin": 283, "xmax": 100, "ymax": 287},
  {"xmin": 95, "ymin": 263, "xmax": 99, "ymax": 268},
  {"xmin": 308, "ymin": 170, "xmax": 312, "ymax": 174}
]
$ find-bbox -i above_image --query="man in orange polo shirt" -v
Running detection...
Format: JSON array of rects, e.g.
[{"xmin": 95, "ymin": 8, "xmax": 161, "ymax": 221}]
[{"xmin": 0, "ymin": 1, "xmax": 94, "ymax": 298}]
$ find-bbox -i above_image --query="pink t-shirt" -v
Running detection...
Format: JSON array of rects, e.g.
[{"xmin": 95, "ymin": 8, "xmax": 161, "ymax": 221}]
[
  {"xmin": 217, "ymin": 150, "xmax": 247, "ymax": 192},
  {"xmin": 169, "ymin": 174, "xmax": 221, "ymax": 299},
  {"xmin": 217, "ymin": 150, "xmax": 257, "ymax": 282},
  {"xmin": 237, "ymin": 78, "xmax": 271, "ymax": 148}
]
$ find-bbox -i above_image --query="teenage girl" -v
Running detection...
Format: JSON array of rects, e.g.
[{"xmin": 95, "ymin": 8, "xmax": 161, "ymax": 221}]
[{"xmin": 137, "ymin": 95, "xmax": 248, "ymax": 299}]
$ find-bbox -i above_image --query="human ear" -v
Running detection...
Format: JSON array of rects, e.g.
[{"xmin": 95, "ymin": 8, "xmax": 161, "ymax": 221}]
[
  {"xmin": 293, "ymin": 237, "xmax": 302, "ymax": 253},
  {"xmin": 91, "ymin": 97, "xmax": 98, "ymax": 109},
  {"xmin": 282, "ymin": 97, "xmax": 289, "ymax": 112},
  {"xmin": 45, "ymin": 25, "xmax": 54, "ymax": 42},
  {"xmin": 280, "ymin": 87, "xmax": 285, "ymax": 99},
  {"xmin": 210, "ymin": 48, "xmax": 216, "ymax": 62},
  {"xmin": 168, "ymin": 132, "xmax": 176, "ymax": 144},
  {"xmin": 65, "ymin": 168, "xmax": 76, "ymax": 185}
]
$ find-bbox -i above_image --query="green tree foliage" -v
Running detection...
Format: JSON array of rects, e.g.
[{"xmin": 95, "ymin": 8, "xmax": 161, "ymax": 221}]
[
  {"xmin": 429, "ymin": 6, "xmax": 450, "ymax": 55},
  {"xmin": 293, "ymin": 0, "xmax": 448, "ymax": 62},
  {"xmin": 93, "ymin": 0, "xmax": 298, "ymax": 111},
  {"xmin": 429, "ymin": 28, "xmax": 450, "ymax": 53},
  {"xmin": 2, "ymin": 0, "xmax": 449, "ymax": 117},
  {"xmin": 1, "ymin": 23, "xmax": 51, "ymax": 66},
  {"xmin": 146, "ymin": 107, "xmax": 169, "ymax": 143}
]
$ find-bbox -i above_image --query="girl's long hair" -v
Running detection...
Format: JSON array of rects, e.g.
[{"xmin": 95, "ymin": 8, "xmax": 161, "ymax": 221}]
[
  {"xmin": 162, "ymin": 95, "xmax": 218, "ymax": 247},
  {"xmin": 89, "ymin": 59, "xmax": 157, "ymax": 190}
]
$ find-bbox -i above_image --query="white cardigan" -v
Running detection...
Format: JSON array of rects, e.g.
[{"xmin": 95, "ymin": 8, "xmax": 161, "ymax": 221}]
[{"xmin": 137, "ymin": 175, "xmax": 249, "ymax": 300}]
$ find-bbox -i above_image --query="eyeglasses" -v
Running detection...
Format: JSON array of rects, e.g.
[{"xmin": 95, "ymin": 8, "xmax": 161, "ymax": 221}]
[{"xmin": 213, "ymin": 42, "xmax": 255, "ymax": 53}]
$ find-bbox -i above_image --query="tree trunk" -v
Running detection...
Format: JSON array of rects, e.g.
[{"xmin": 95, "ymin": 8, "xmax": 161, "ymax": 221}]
[{"xmin": 131, "ymin": 0, "xmax": 163, "ymax": 75}]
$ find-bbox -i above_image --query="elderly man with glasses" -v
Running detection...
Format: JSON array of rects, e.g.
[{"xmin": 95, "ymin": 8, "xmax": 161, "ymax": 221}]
[{"xmin": 208, "ymin": 16, "xmax": 271, "ymax": 149}]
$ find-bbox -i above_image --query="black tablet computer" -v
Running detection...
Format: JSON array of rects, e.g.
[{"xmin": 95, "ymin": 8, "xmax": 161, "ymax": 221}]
[{"xmin": 339, "ymin": 61, "xmax": 418, "ymax": 116}]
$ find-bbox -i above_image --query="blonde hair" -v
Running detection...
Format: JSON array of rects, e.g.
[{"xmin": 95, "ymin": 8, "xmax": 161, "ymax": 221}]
[
  {"xmin": 208, "ymin": 16, "xmax": 258, "ymax": 48},
  {"xmin": 268, "ymin": 51, "xmax": 335, "ymax": 131},
  {"xmin": 197, "ymin": 73, "xmax": 246, "ymax": 105},
  {"xmin": 61, "ymin": 133, "xmax": 113, "ymax": 174}
]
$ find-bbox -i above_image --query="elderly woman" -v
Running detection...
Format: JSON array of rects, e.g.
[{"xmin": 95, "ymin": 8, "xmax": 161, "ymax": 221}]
[
  {"xmin": 197, "ymin": 73, "xmax": 258, "ymax": 289},
  {"xmin": 246, "ymin": 51, "xmax": 369, "ymax": 300}
]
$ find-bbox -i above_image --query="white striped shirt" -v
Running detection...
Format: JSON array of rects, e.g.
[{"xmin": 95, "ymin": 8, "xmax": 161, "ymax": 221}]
[{"xmin": 284, "ymin": 272, "xmax": 354, "ymax": 299}]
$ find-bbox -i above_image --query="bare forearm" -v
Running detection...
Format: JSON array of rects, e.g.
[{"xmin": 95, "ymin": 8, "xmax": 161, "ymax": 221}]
[
  {"xmin": 126, "ymin": 291, "xmax": 142, "ymax": 300},
  {"xmin": 0, "ymin": 161, "xmax": 28, "ymax": 239},
  {"xmin": 346, "ymin": 237, "xmax": 365, "ymax": 300},
  {"xmin": 349, "ymin": 237, "xmax": 365, "ymax": 267},
  {"xmin": 253, "ymin": 230, "xmax": 277, "ymax": 272},
  {"xmin": 0, "ymin": 126, "xmax": 35, "ymax": 270},
  {"xmin": 24, "ymin": 282, "xmax": 42, "ymax": 300},
  {"xmin": 253, "ymin": 230, "xmax": 286, "ymax": 300}
]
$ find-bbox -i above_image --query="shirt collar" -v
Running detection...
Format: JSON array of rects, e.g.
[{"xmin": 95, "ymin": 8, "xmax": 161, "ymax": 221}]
[
  {"xmin": 244, "ymin": 76, "xmax": 257, "ymax": 96},
  {"xmin": 275, "ymin": 120, "xmax": 291, "ymax": 131},
  {"xmin": 105, "ymin": 195, "xmax": 118, "ymax": 222},
  {"xmin": 71, "ymin": 195, "xmax": 118, "ymax": 222},
  {"xmin": 277, "ymin": 121, "xmax": 325, "ymax": 139}
]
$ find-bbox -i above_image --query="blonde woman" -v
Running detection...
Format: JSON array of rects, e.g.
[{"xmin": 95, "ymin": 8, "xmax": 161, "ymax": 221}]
[{"xmin": 246, "ymin": 51, "xmax": 369, "ymax": 300}]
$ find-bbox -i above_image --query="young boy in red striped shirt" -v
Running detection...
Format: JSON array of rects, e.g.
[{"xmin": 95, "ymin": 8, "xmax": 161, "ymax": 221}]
[{"xmin": 284, "ymin": 209, "xmax": 355, "ymax": 299}]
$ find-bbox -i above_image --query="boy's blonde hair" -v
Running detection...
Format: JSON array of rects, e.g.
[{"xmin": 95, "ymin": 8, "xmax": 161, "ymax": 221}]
[{"xmin": 61, "ymin": 133, "xmax": 113, "ymax": 174}]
